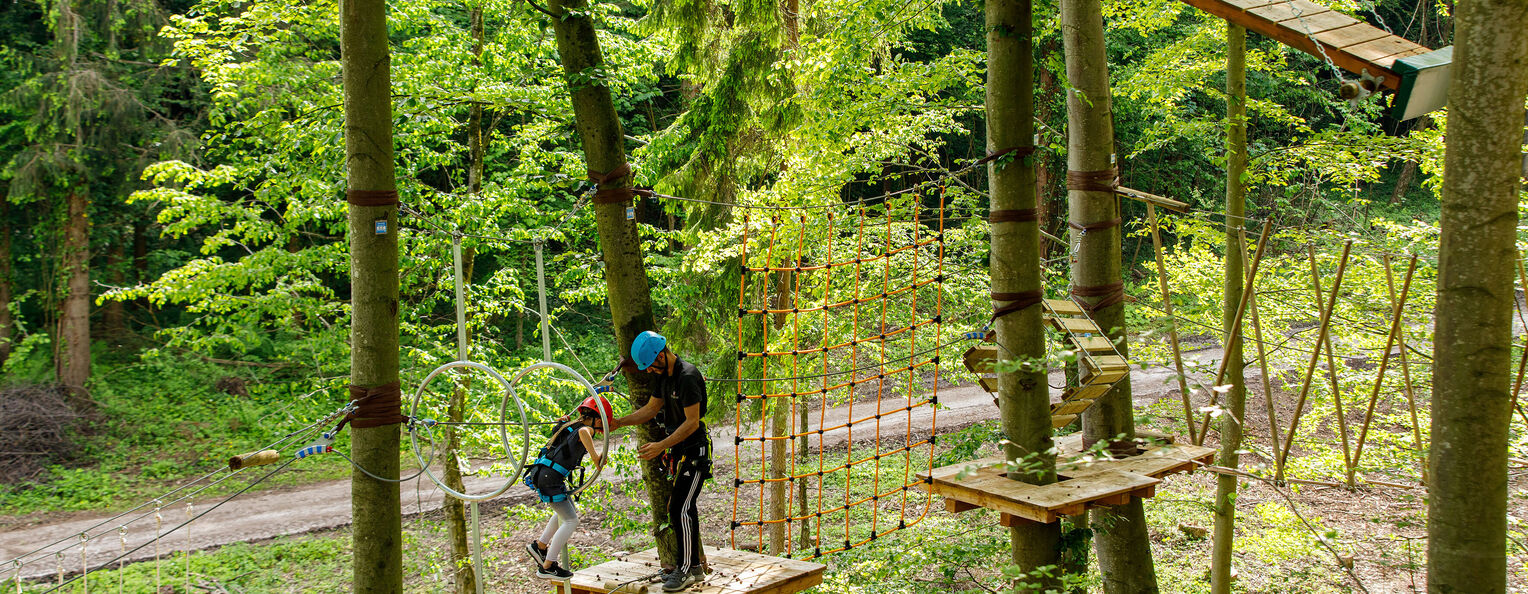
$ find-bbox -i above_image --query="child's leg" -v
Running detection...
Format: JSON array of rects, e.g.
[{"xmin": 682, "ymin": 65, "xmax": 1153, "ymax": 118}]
[
  {"xmin": 539, "ymin": 509, "xmax": 561, "ymax": 549},
  {"xmin": 544, "ymin": 499, "xmax": 579, "ymax": 568}
]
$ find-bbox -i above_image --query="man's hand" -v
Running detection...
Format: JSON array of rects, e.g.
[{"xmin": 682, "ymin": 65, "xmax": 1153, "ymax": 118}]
[{"xmin": 637, "ymin": 442, "xmax": 665, "ymax": 460}]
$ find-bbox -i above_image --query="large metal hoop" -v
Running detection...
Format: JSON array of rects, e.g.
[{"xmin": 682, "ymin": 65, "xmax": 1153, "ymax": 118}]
[
  {"xmin": 511, "ymin": 361, "xmax": 612, "ymax": 498},
  {"xmin": 410, "ymin": 360, "xmax": 530, "ymax": 502}
]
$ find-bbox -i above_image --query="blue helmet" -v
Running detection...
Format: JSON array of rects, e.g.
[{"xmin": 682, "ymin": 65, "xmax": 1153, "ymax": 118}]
[{"xmin": 631, "ymin": 331, "xmax": 667, "ymax": 370}]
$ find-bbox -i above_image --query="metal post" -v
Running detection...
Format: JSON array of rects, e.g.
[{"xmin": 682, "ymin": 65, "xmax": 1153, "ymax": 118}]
[
  {"xmin": 470, "ymin": 501, "xmax": 484, "ymax": 594},
  {"xmin": 535, "ymin": 238, "xmax": 552, "ymax": 361}
]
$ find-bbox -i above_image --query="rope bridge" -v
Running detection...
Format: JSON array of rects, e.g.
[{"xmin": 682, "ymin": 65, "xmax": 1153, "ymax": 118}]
[{"xmin": 728, "ymin": 194, "xmax": 947, "ymax": 559}]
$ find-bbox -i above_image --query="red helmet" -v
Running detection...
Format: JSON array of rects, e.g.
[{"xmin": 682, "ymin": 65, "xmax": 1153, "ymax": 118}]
[{"xmin": 578, "ymin": 394, "xmax": 614, "ymax": 423}]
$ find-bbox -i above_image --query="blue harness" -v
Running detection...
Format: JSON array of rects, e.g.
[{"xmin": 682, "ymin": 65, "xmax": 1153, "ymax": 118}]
[{"xmin": 524, "ymin": 424, "xmax": 581, "ymax": 503}]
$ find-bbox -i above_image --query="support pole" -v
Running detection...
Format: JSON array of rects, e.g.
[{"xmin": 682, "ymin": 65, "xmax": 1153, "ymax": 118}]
[
  {"xmin": 1276, "ymin": 241, "xmax": 1352, "ymax": 482},
  {"xmin": 1510, "ymin": 255, "xmax": 1528, "ymax": 428},
  {"xmin": 1392, "ymin": 255, "xmax": 1425, "ymax": 484},
  {"xmin": 1350, "ymin": 254, "xmax": 1417, "ymax": 483},
  {"xmin": 1239, "ymin": 238, "xmax": 1279, "ymax": 459},
  {"xmin": 1147, "ymin": 203, "xmax": 1195, "ymax": 443},
  {"xmin": 1309, "ymin": 245, "xmax": 1355, "ymax": 485},
  {"xmin": 453, "ymin": 236, "xmax": 469, "ymax": 361}
]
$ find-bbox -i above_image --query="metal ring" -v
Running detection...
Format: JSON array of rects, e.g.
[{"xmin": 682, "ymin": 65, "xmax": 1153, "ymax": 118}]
[
  {"xmin": 510, "ymin": 361, "xmax": 612, "ymax": 498},
  {"xmin": 409, "ymin": 360, "xmax": 528, "ymax": 502}
]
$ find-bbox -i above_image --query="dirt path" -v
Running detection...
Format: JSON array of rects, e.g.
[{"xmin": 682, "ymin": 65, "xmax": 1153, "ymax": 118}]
[{"xmin": 0, "ymin": 355, "xmax": 1211, "ymax": 581}]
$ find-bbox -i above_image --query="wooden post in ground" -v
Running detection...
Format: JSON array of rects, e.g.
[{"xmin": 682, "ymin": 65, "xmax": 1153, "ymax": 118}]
[
  {"xmin": 1192, "ymin": 222, "xmax": 1270, "ymax": 446},
  {"xmin": 1146, "ymin": 204, "xmax": 1195, "ymax": 443},
  {"xmin": 1209, "ymin": 24, "xmax": 1247, "ymax": 592},
  {"xmin": 1238, "ymin": 237, "xmax": 1279, "ymax": 460},
  {"xmin": 1306, "ymin": 246, "xmax": 1355, "ymax": 485},
  {"xmin": 986, "ymin": 0, "xmax": 1062, "ymax": 586},
  {"xmin": 342, "ymin": 0, "xmax": 402, "ymax": 589},
  {"xmin": 1349, "ymin": 254, "xmax": 1416, "ymax": 484},
  {"xmin": 1389, "ymin": 255, "xmax": 1425, "ymax": 484}
]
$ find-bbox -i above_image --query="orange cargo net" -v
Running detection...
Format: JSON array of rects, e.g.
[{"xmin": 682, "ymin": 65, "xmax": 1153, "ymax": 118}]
[{"xmin": 728, "ymin": 192, "xmax": 946, "ymax": 560}]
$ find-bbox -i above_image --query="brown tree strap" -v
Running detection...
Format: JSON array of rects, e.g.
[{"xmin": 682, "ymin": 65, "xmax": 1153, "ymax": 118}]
[
  {"xmin": 990, "ymin": 208, "xmax": 1039, "ymax": 223},
  {"xmin": 347, "ymin": 190, "xmax": 400, "ymax": 207},
  {"xmin": 991, "ymin": 290, "xmax": 1044, "ymax": 320},
  {"xmin": 976, "ymin": 146, "xmax": 1038, "ymax": 166},
  {"xmin": 1066, "ymin": 167, "xmax": 1120, "ymax": 193},
  {"xmin": 1071, "ymin": 282, "xmax": 1126, "ymax": 311},
  {"xmin": 1068, "ymin": 217, "xmax": 1122, "ymax": 232},
  {"xmin": 338, "ymin": 381, "xmax": 407, "ymax": 430},
  {"xmin": 589, "ymin": 164, "xmax": 636, "ymax": 204}
]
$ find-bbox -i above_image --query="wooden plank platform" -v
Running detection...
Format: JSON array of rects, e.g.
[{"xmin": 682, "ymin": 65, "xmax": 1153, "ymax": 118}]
[
  {"xmin": 562, "ymin": 547, "xmax": 824, "ymax": 594},
  {"xmin": 918, "ymin": 432, "xmax": 1213, "ymax": 524},
  {"xmin": 919, "ymin": 458, "xmax": 1158, "ymax": 523},
  {"xmin": 1176, "ymin": 0, "xmax": 1429, "ymax": 89}
]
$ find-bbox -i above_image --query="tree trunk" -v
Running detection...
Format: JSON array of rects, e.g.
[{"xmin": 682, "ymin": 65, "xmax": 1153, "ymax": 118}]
[
  {"xmin": 341, "ymin": 0, "xmax": 403, "ymax": 589},
  {"xmin": 132, "ymin": 219, "xmax": 149, "ymax": 320},
  {"xmin": 547, "ymin": 0, "xmax": 676, "ymax": 565},
  {"xmin": 57, "ymin": 191, "xmax": 91, "ymax": 395},
  {"xmin": 101, "ymin": 234, "xmax": 127, "ymax": 338},
  {"xmin": 988, "ymin": 0, "xmax": 1062, "ymax": 588},
  {"xmin": 0, "ymin": 198, "xmax": 13, "ymax": 367},
  {"xmin": 769, "ymin": 271, "xmax": 791, "ymax": 553},
  {"xmin": 1209, "ymin": 22, "xmax": 1247, "ymax": 594},
  {"xmin": 1060, "ymin": 0, "xmax": 1158, "ymax": 588},
  {"xmin": 1427, "ymin": 0, "xmax": 1528, "ymax": 591}
]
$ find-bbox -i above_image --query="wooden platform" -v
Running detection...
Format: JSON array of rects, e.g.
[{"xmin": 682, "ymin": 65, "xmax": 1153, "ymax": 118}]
[
  {"xmin": 1176, "ymin": 0, "xmax": 1428, "ymax": 90},
  {"xmin": 559, "ymin": 547, "xmax": 824, "ymax": 594},
  {"xmin": 917, "ymin": 434, "xmax": 1215, "ymax": 524}
]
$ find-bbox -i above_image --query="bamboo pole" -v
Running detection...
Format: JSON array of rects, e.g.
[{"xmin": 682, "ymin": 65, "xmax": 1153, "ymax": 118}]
[
  {"xmin": 1308, "ymin": 245, "xmax": 1355, "ymax": 484},
  {"xmin": 1350, "ymin": 254, "xmax": 1417, "ymax": 483},
  {"xmin": 1148, "ymin": 203, "xmax": 1195, "ymax": 443},
  {"xmin": 1391, "ymin": 254, "xmax": 1426, "ymax": 485},
  {"xmin": 1511, "ymin": 255, "xmax": 1528, "ymax": 429},
  {"xmin": 1276, "ymin": 241, "xmax": 1352, "ymax": 482},
  {"xmin": 1193, "ymin": 220, "xmax": 1273, "ymax": 446}
]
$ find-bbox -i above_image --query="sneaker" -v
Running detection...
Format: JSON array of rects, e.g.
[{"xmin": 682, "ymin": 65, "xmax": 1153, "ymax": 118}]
[
  {"xmin": 536, "ymin": 562, "xmax": 574, "ymax": 580},
  {"xmin": 526, "ymin": 541, "xmax": 548, "ymax": 566},
  {"xmin": 662, "ymin": 567, "xmax": 704, "ymax": 592}
]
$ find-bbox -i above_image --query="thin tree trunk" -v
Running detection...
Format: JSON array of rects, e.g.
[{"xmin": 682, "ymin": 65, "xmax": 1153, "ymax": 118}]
[
  {"xmin": 769, "ymin": 271, "xmax": 791, "ymax": 553},
  {"xmin": 341, "ymin": 0, "xmax": 403, "ymax": 589},
  {"xmin": 101, "ymin": 235, "xmax": 126, "ymax": 338},
  {"xmin": 438, "ymin": 5, "xmax": 485, "ymax": 591},
  {"xmin": 0, "ymin": 198, "xmax": 13, "ymax": 367},
  {"xmin": 1427, "ymin": 0, "xmax": 1528, "ymax": 591},
  {"xmin": 132, "ymin": 219, "xmax": 149, "ymax": 319},
  {"xmin": 988, "ymin": 0, "xmax": 1062, "ymax": 588},
  {"xmin": 57, "ymin": 191, "xmax": 91, "ymax": 394},
  {"xmin": 1209, "ymin": 22, "xmax": 1247, "ymax": 594},
  {"xmin": 547, "ymin": 0, "xmax": 675, "ymax": 565},
  {"xmin": 1061, "ymin": 0, "xmax": 1157, "ymax": 587}
]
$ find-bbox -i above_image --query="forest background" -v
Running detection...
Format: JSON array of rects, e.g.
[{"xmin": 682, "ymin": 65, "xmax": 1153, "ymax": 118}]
[{"xmin": 0, "ymin": 0, "xmax": 1521, "ymax": 589}]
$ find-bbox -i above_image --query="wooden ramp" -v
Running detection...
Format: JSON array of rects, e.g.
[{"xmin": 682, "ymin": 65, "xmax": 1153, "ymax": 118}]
[
  {"xmin": 917, "ymin": 433, "xmax": 1215, "ymax": 525},
  {"xmin": 559, "ymin": 547, "xmax": 824, "ymax": 594},
  {"xmin": 962, "ymin": 298, "xmax": 1133, "ymax": 428},
  {"xmin": 1176, "ymin": 0, "xmax": 1429, "ymax": 91}
]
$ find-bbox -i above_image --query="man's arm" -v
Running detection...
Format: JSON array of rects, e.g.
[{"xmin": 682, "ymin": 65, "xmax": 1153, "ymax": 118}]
[
  {"xmin": 638, "ymin": 402, "xmax": 701, "ymax": 459},
  {"xmin": 612, "ymin": 395, "xmax": 662, "ymax": 429}
]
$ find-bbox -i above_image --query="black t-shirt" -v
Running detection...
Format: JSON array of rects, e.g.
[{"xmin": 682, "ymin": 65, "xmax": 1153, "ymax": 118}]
[{"xmin": 655, "ymin": 357, "xmax": 709, "ymax": 453}]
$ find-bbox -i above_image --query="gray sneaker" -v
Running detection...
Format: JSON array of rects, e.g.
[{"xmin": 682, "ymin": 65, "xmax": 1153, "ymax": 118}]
[{"xmin": 662, "ymin": 567, "xmax": 703, "ymax": 592}]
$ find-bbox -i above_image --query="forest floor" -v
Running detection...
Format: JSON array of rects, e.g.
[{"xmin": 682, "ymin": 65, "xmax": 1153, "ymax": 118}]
[{"xmin": 6, "ymin": 344, "xmax": 1526, "ymax": 591}]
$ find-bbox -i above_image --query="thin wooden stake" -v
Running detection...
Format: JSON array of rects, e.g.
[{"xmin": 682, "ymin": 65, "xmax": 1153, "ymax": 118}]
[
  {"xmin": 1276, "ymin": 241, "xmax": 1351, "ymax": 482},
  {"xmin": 1148, "ymin": 203, "xmax": 1195, "ymax": 443},
  {"xmin": 1194, "ymin": 220, "xmax": 1273, "ymax": 446},
  {"xmin": 1511, "ymin": 255, "xmax": 1528, "ymax": 429},
  {"xmin": 1392, "ymin": 255, "xmax": 1426, "ymax": 485},
  {"xmin": 1238, "ymin": 236, "xmax": 1280, "ymax": 462},
  {"xmin": 1350, "ymin": 254, "xmax": 1416, "ymax": 483},
  {"xmin": 1310, "ymin": 245, "xmax": 1355, "ymax": 485}
]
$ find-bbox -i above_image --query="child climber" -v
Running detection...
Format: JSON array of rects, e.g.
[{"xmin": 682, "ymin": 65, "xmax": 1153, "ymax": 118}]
[{"xmin": 524, "ymin": 394, "xmax": 613, "ymax": 580}]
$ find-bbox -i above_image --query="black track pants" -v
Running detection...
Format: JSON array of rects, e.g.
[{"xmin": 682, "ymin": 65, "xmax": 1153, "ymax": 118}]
[{"xmin": 667, "ymin": 455, "xmax": 710, "ymax": 571}]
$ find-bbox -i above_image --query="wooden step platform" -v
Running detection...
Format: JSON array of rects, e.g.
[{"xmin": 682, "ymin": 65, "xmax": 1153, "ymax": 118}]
[
  {"xmin": 917, "ymin": 433, "xmax": 1215, "ymax": 524},
  {"xmin": 559, "ymin": 547, "xmax": 824, "ymax": 594}
]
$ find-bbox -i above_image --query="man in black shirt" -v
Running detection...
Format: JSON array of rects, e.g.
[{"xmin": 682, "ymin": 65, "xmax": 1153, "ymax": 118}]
[{"xmin": 610, "ymin": 330, "xmax": 711, "ymax": 591}]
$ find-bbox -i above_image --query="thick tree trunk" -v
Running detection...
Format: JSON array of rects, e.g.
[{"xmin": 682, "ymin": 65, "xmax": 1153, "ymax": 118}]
[
  {"xmin": 1427, "ymin": 0, "xmax": 1528, "ymax": 591},
  {"xmin": 341, "ymin": 0, "xmax": 403, "ymax": 590},
  {"xmin": 1060, "ymin": 0, "xmax": 1158, "ymax": 589},
  {"xmin": 988, "ymin": 0, "xmax": 1062, "ymax": 587},
  {"xmin": 57, "ymin": 192, "xmax": 91, "ymax": 394},
  {"xmin": 1209, "ymin": 22, "xmax": 1247, "ymax": 594},
  {"xmin": 547, "ymin": 0, "xmax": 676, "ymax": 565},
  {"xmin": 0, "ymin": 199, "xmax": 13, "ymax": 367}
]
